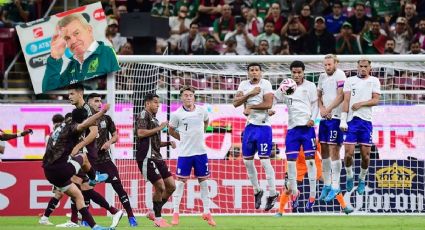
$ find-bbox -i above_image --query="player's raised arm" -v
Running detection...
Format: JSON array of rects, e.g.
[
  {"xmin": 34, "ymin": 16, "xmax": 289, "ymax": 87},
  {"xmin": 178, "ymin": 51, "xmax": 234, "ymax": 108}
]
[
  {"xmin": 0, "ymin": 129, "xmax": 33, "ymax": 141},
  {"xmin": 76, "ymin": 104, "xmax": 110, "ymax": 132}
]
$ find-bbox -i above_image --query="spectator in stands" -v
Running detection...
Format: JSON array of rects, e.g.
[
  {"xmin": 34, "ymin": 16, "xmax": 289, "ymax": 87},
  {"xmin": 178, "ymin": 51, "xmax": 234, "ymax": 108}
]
[
  {"xmin": 169, "ymin": 5, "xmax": 192, "ymax": 53},
  {"xmin": 383, "ymin": 38, "xmax": 399, "ymax": 54},
  {"xmin": 298, "ymin": 3, "xmax": 314, "ymax": 33},
  {"xmin": 118, "ymin": 42, "xmax": 134, "ymax": 55},
  {"xmin": 413, "ymin": 18, "xmax": 425, "ymax": 50},
  {"xmin": 265, "ymin": 2, "xmax": 287, "ymax": 35},
  {"xmin": 335, "ymin": 21, "xmax": 361, "ymax": 54},
  {"xmin": 277, "ymin": 38, "xmax": 290, "ymax": 54},
  {"xmin": 151, "ymin": 0, "xmax": 175, "ymax": 17},
  {"xmin": 386, "ymin": 17, "xmax": 412, "ymax": 54},
  {"xmin": 303, "ymin": 16, "xmax": 335, "ymax": 54},
  {"xmin": 1, "ymin": 0, "xmax": 30, "ymax": 26},
  {"xmin": 203, "ymin": 35, "xmax": 220, "ymax": 54},
  {"xmin": 253, "ymin": 39, "xmax": 271, "ymax": 54},
  {"xmin": 198, "ymin": 0, "xmax": 224, "ymax": 27},
  {"xmin": 229, "ymin": 0, "xmax": 250, "ymax": 17},
  {"xmin": 224, "ymin": 16, "xmax": 255, "ymax": 55},
  {"xmin": 110, "ymin": 0, "xmax": 128, "ymax": 20},
  {"xmin": 346, "ymin": 2, "xmax": 371, "ymax": 35},
  {"xmin": 325, "ymin": 1, "xmax": 347, "ymax": 36},
  {"xmin": 307, "ymin": 0, "xmax": 329, "ymax": 17},
  {"xmin": 281, "ymin": 15, "xmax": 307, "ymax": 54},
  {"xmin": 243, "ymin": 7, "xmax": 263, "ymax": 36},
  {"xmin": 255, "ymin": 20, "xmax": 280, "ymax": 54},
  {"xmin": 174, "ymin": 0, "xmax": 200, "ymax": 20},
  {"xmin": 177, "ymin": 22, "xmax": 205, "ymax": 54},
  {"xmin": 106, "ymin": 17, "xmax": 127, "ymax": 53},
  {"xmin": 402, "ymin": 2, "xmax": 419, "ymax": 32},
  {"xmin": 251, "ymin": 0, "xmax": 273, "ymax": 20},
  {"xmin": 212, "ymin": 4, "xmax": 234, "ymax": 43},
  {"xmin": 407, "ymin": 40, "xmax": 425, "ymax": 54},
  {"xmin": 360, "ymin": 18, "xmax": 387, "ymax": 54},
  {"xmin": 222, "ymin": 37, "xmax": 238, "ymax": 55}
]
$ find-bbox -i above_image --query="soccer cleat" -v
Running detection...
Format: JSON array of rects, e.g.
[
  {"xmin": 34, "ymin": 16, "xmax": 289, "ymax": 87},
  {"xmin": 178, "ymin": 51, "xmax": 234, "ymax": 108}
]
[
  {"xmin": 254, "ymin": 190, "xmax": 264, "ymax": 209},
  {"xmin": 264, "ymin": 193, "xmax": 279, "ymax": 211},
  {"xmin": 80, "ymin": 221, "xmax": 90, "ymax": 227},
  {"xmin": 92, "ymin": 225, "xmax": 115, "ymax": 230},
  {"xmin": 111, "ymin": 209, "xmax": 123, "ymax": 228},
  {"xmin": 88, "ymin": 172, "xmax": 109, "ymax": 186},
  {"xmin": 274, "ymin": 212, "xmax": 283, "ymax": 217},
  {"xmin": 154, "ymin": 218, "xmax": 172, "ymax": 227},
  {"xmin": 171, "ymin": 213, "xmax": 179, "ymax": 225},
  {"xmin": 202, "ymin": 213, "xmax": 216, "ymax": 227},
  {"xmin": 39, "ymin": 216, "xmax": 53, "ymax": 225},
  {"xmin": 146, "ymin": 211, "xmax": 155, "ymax": 221},
  {"xmin": 305, "ymin": 197, "xmax": 315, "ymax": 212},
  {"xmin": 318, "ymin": 185, "xmax": 331, "ymax": 201},
  {"xmin": 343, "ymin": 206, "xmax": 354, "ymax": 215},
  {"xmin": 291, "ymin": 191, "xmax": 300, "ymax": 209},
  {"xmin": 346, "ymin": 177, "xmax": 354, "ymax": 192},
  {"xmin": 128, "ymin": 217, "xmax": 138, "ymax": 227},
  {"xmin": 324, "ymin": 188, "xmax": 341, "ymax": 202},
  {"xmin": 357, "ymin": 179, "xmax": 366, "ymax": 195},
  {"xmin": 55, "ymin": 220, "xmax": 80, "ymax": 228}
]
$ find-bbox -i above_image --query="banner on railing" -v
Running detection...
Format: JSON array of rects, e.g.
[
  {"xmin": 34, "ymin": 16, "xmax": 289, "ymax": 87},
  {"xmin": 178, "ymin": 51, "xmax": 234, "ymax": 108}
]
[{"xmin": 0, "ymin": 104, "xmax": 424, "ymax": 160}]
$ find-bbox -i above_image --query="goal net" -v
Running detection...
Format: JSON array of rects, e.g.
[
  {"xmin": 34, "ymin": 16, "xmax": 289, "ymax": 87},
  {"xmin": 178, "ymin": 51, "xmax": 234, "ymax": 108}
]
[{"xmin": 111, "ymin": 55, "xmax": 425, "ymax": 215}]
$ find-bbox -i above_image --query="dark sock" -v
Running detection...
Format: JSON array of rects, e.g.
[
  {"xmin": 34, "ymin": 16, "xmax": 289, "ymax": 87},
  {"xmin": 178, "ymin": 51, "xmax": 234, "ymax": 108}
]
[
  {"xmin": 153, "ymin": 201, "xmax": 162, "ymax": 218},
  {"xmin": 161, "ymin": 198, "xmax": 168, "ymax": 207},
  {"xmin": 84, "ymin": 189, "xmax": 118, "ymax": 214},
  {"xmin": 70, "ymin": 200, "xmax": 79, "ymax": 224},
  {"xmin": 78, "ymin": 207, "xmax": 96, "ymax": 228},
  {"xmin": 44, "ymin": 197, "xmax": 59, "ymax": 217},
  {"xmin": 112, "ymin": 181, "xmax": 135, "ymax": 217},
  {"xmin": 87, "ymin": 167, "xmax": 96, "ymax": 180}
]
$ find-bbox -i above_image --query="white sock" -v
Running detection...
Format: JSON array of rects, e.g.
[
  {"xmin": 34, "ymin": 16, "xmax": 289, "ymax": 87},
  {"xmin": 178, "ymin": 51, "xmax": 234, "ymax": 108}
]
[
  {"xmin": 306, "ymin": 159, "xmax": 317, "ymax": 199},
  {"xmin": 322, "ymin": 157, "xmax": 331, "ymax": 186},
  {"xmin": 199, "ymin": 180, "xmax": 210, "ymax": 214},
  {"xmin": 287, "ymin": 161, "xmax": 298, "ymax": 195},
  {"xmin": 41, "ymin": 215, "xmax": 48, "ymax": 220},
  {"xmin": 243, "ymin": 159, "xmax": 261, "ymax": 193},
  {"xmin": 260, "ymin": 158, "xmax": 277, "ymax": 196},
  {"xmin": 331, "ymin": 160, "xmax": 342, "ymax": 189},
  {"xmin": 345, "ymin": 166, "xmax": 353, "ymax": 178},
  {"xmin": 359, "ymin": 167, "xmax": 368, "ymax": 180},
  {"xmin": 172, "ymin": 180, "xmax": 185, "ymax": 213}
]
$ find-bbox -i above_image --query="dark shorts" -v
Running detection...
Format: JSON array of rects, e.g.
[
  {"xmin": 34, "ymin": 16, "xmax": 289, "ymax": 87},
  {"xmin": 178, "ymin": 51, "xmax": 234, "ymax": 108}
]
[
  {"xmin": 95, "ymin": 160, "xmax": 121, "ymax": 183},
  {"xmin": 242, "ymin": 124, "xmax": 272, "ymax": 158},
  {"xmin": 318, "ymin": 119, "xmax": 344, "ymax": 145},
  {"xmin": 344, "ymin": 117, "xmax": 373, "ymax": 146},
  {"xmin": 137, "ymin": 158, "xmax": 172, "ymax": 184},
  {"xmin": 176, "ymin": 154, "xmax": 210, "ymax": 178},
  {"xmin": 285, "ymin": 126, "xmax": 317, "ymax": 160},
  {"xmin": 44, "ymin": 155, "xmax": 84, "ymax": 192}
]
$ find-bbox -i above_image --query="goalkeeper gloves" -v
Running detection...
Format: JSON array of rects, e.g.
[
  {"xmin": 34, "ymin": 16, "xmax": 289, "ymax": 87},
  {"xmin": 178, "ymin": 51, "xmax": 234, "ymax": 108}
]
[{"xmin": 339, "ymin": 112, "xmax": 348, "ymax": 131}]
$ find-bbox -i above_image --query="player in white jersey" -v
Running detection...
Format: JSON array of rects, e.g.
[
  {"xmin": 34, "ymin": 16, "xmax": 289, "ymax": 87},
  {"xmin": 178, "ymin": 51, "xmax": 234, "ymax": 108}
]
[
  {"xmin": 340, "ymin": 58, "xmax": 380, "ymax": 195},
  {"xmin": 233, "ymin": 63, "xmax": 279, "ymax": 211},
  {"xmin": 274, "ymin": 60, "xmax": 319, "ymax": 211},
  {"xmin": 317, "ymin": 54, "xmax": 349, "ymax": 204},
  {"xmin": 168, "ymin": 86, "xmax": 216, "ymax": 226}
]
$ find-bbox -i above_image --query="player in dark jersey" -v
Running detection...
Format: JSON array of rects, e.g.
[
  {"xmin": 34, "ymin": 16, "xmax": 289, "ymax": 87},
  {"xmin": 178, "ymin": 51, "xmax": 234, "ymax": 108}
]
[
  {"xmin": 137, "ymin": 93, "xmax": 176, "ymax": 227},
  {"xmin": 87, "ymin": 93, "xmax": 138, "ymax": 227},
  {"xmin": 42, "ymin": 105, "xmax": 112, "ymax": 230},
  {"xmin": 55, "ymin": 84, "xmax": 123, "ymax": 228}
]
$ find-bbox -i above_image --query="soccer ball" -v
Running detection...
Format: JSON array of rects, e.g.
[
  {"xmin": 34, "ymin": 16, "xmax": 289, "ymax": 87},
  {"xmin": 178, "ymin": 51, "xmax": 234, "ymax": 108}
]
[{"xmin": 278, "ymin": 78, "xmax": 297, "ymax": 95}]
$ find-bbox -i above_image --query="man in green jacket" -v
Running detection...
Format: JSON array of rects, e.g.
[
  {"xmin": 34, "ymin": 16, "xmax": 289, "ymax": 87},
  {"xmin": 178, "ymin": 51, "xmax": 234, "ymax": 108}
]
[{"xmin": 43, "ymin": 13, "xmax": 120, "ymax": 93}]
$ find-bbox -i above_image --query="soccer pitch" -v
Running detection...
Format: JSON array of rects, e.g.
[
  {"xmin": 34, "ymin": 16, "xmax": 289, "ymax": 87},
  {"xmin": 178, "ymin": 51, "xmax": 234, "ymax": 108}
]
[{"xmin": 1, "ymin": 216, "xmax": 424, "ymax": 230}]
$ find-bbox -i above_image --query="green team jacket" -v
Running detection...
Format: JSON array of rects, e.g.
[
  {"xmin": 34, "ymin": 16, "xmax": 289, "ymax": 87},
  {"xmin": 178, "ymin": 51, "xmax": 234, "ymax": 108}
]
[{"xmin": 42, "ymin": 41, "xmax": 120, "ymax": 92}]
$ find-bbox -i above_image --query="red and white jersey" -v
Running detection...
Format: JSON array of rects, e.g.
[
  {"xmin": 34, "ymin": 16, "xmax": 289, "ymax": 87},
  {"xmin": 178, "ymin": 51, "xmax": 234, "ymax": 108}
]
[
  {"xmin": 169, "ymin": 105, "xmax": 209, "ymax": 157},
  {"xmin": 317, "ymin": 68, "xmax": 346, "ymax": 119},
  {"xmin": 237, "ymin": 78, "xmax": 274, "ymax": 126},
  {"xmin": 343, "ymin": 75, "xmax": 381, "ymax": 122},
  {"xmin": 275, "ymin": 79, "xmax": 318, "ymax": 129}
]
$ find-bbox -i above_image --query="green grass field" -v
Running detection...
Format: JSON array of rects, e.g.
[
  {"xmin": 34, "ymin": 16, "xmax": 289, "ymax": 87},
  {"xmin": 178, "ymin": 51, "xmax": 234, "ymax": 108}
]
[{"xmin": 1, "ymin": 216, "xmax": 425, "ymax": 230}]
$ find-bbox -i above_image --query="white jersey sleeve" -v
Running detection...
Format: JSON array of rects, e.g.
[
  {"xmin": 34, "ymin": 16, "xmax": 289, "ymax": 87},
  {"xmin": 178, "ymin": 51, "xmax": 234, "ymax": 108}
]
[
  {"xmin": 170, "ymin": 106, "xmax": 207, "ymax": 157},
  {"xmin": 318, "ymin": 69, "xmax": 346, "ymax": 119},
  {"xmin": 237, "ymin": 79, "xmax": 273, "ymax": 126},
  {"xmin": 344, "ymin": 76, "xmax": 381, "ymax": 122}
]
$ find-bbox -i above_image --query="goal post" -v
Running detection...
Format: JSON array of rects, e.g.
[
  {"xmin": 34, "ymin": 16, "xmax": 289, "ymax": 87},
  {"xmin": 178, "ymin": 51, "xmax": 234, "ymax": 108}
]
[{"xmin": 110, "ymin": 55, "xmax": 425, "ymax": 215}]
